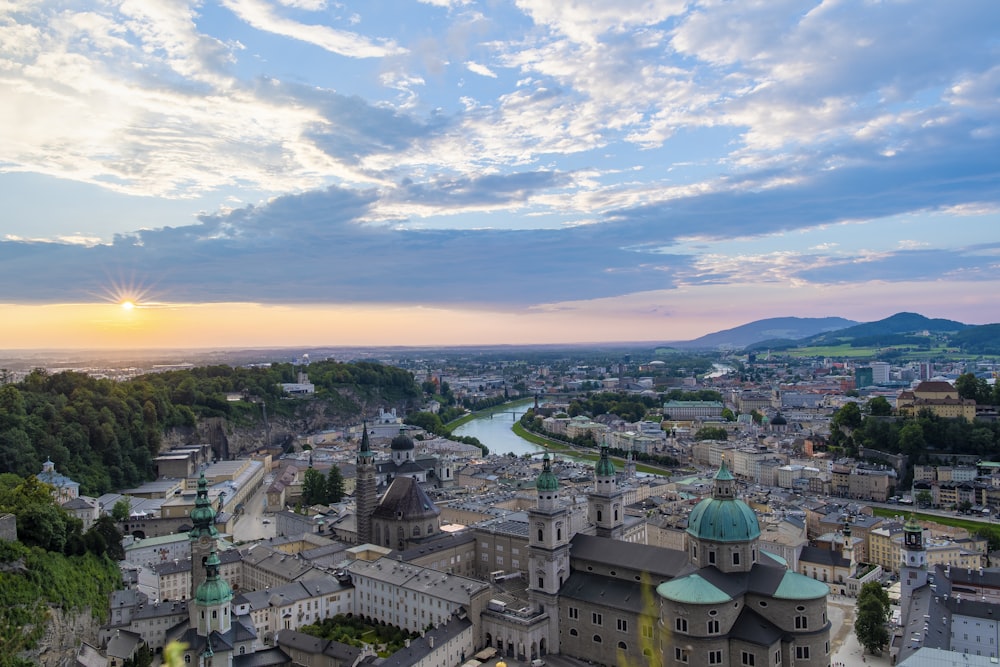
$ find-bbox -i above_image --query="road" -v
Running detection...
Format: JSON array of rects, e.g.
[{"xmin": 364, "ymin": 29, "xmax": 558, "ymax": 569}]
[{"xmin": 230, "ymin": 474, "xmax": 276, "ymax": 543}]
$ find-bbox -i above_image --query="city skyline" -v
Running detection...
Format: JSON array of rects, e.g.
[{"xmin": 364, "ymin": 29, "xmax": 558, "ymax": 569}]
[{"xmin": 2, "ymin": 1, "xmax": 999, "ymax": 350}]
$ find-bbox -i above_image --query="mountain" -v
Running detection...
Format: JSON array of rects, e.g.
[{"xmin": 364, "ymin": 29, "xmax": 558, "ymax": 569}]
[
  {"xmin": 670, "ymin": 316, "xmax": 859, "ymax": 350},
  {"xmin": 802, "ymin": 312, "xmax": 969, "ymax": 346}
]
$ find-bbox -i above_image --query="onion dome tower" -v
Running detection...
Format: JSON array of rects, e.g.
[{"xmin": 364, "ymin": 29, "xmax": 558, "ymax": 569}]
[
  {"xmin": 191, "ymin": 550, "xmax": 233, "ymax": 637},
  {"xmin": 589, "ymin": 444, "xmax": 624, "ymax": 539},
  {"xmin": 685, "ymin": 458, "xmax": 761, "ymax": 572},
  {"xmin": 528, "ymin": 453, "xmax": 569, "ymax": 654},
  {"xmin": 188, "ymin": 470, "xmax": 219, "ymax": 600},
  {"xmin": 356, "ymin": 423, "xmax": 376, "ymax": 546}
]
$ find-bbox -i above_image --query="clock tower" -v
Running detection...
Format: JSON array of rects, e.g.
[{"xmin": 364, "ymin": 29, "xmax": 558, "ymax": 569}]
[{"xmin": 188, "ymin": 470, "xmax": 219, "ymax": 601}]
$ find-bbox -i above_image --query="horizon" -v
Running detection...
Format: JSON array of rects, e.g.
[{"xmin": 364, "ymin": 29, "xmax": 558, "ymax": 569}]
[{"xmin": 2, "ymin": 1, "xmax": 999, "ymax": 349}]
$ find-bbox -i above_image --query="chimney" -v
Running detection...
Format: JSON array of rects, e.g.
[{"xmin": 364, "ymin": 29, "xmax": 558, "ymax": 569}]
[{"xmin": 428, "ymin": 636, "xmax": 435, "ymax": 648}]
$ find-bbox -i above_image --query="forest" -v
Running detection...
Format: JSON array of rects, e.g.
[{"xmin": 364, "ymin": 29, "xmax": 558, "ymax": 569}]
[{"xmin": 0, "ymin": 361, "xmax": 422, "ymax": 495}]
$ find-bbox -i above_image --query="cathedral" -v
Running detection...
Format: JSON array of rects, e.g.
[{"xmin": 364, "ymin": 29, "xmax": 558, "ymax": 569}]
[{"xmin": 481, "ymin": 452, "xmax": 831, "ymax": 667}]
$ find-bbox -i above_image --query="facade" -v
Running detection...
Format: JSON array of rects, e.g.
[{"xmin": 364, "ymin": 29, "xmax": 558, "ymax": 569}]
[{"xmin": 897, "ymin": 381, "xmax": 976, "ymax": 420}]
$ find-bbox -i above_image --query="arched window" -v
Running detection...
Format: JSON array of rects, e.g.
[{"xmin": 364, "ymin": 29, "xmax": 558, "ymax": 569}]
[
  {"xmin": 413, "ymin": 525, "xmax": 421, "ymax": 537},
  {"xmin": 538, "ymin": 529, "xmax": 543, "ymax": 541},
  {"xmin": 618, "ymin": 641, "xmax": 627, "ymax": 650},
  {"xmin": 597, "ymin": 510, "xmax": 603, "ymax": 522},
  {"xmin": 593, "ymin": 634, "xmax": 602, "ymax": 643},
  {"xmin": 570, "ymin": 628, "xmax": 578, "ymax": 637},
  {"xmin": 557, "ymin": 528, "xmax": 562, "ymax": 540}
]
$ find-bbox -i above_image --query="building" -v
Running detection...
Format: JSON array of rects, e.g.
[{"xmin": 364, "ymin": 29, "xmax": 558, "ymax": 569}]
[{"xmin": 897, "ymin": 381, "xmax": 976, "ymax": 420}]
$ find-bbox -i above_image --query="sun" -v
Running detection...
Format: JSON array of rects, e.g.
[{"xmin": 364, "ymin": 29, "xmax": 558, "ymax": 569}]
[{"xmin": 120, "ymin": 300, "xmax": 136, "ymax": 311}]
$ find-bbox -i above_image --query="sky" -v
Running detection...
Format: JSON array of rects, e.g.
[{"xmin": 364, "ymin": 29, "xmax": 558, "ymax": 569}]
[{"xmin": 1, "ymin": 0, "xmax": 999, "ymax": 350}]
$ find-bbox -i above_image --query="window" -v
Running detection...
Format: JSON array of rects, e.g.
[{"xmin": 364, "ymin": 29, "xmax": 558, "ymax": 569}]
[
  {"xmin": 617, "ymin": 618, "xmax": 628, "ymax": 632},
  {"xmin": 538, "ymin": 529, "xmax": 543, "ymax": 541},
  {"xmin": 709, "ymin": 551, "xmax": 716, "ymax": 564},
  {"xmin": 733, "ymin": 551, "xmax": 741, "ymax": 565},
  {"xmin": 618, "ymin": 641, "xmax": 627, "ymax": 650},
  {"xmin": 707, "ymin": 619, "xmax": 720, "ymax": 634},
  {"xmin": 642, "ymin": 624, "xmax": 653, "ymax": 639},
  {"xmin": 592, "ymin": 612, "xmax": 603, "ymax": 626},
  {"xmin": 675, "ymin": 647, "xmax": 689, "ymax": 663},
  {"xmin": 709, "ymin": 650, "xmax": 723, "ymax": 665},
  {"xmin": 593, "ymin": 634, "xmax": 602, "ymax": 643},
  {"xmin": 741, "ymin": 651, "xmax": 755, "ymax": 666},
  {"xmin": 496, "ymin": 556, "xmax": 504, "ymax": 566},
  {"xmin": 570, "ymin": 628, "xmax": 578, "ymax": 637},
  {"xmin": 795, "ymin": 616, "xmax": 808, "ymax": 630},
  {"xmin": 482, "ymin": 554, "xmax": 489, "ymax": 562},
  {"xmin": 795, "ymin": 646, "xmax": 810, "ymax": 660},
  {"xmin": 597, "ymin": 510, "xmax": 603, "ymax": 522},
  {"xmin": 569, "ymin": 607, "xmax": 579, "ymax": 620},
  {"xmin": 775, "ymin": 649, "xmax": 781, "ymax": 664},
  {"xmin": 675, "ymin": 618, "xmax": 688, "ymax": 632}
]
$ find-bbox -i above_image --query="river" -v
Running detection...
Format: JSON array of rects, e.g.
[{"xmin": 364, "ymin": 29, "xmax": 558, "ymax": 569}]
[{"xmin": 452, "ymin": 400, "xmax": 546, "ymax": 457}]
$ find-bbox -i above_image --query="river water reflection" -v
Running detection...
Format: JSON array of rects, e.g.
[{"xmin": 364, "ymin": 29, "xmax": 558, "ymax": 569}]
[{"xmin": 452, "ymin": 400, "xmax": 545, "ymax": 457}]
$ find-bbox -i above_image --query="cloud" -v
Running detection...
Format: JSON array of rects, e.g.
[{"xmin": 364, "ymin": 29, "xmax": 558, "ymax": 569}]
[
  {"xmin": 465, "ymin": 61, "xmax": 497, "ymax": 78},
  {"xmin": 219, "ymin": 0, "xmax": 406, "ymax": 58}
]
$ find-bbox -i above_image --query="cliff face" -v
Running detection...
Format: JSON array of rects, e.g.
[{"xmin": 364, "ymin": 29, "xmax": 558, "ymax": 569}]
[
  {"xmin": 161, "ymin": 392, "xmax": 395, "ymax": 457},
  {"xmin": 30, "ymin": 606, "xmax": 102, "ymax": 667}
]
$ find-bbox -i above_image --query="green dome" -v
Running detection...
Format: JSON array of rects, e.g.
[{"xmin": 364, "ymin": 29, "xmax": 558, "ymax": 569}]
[
  {"xmin": 595, "ymin": 445, "xmax": 615, "ymax": 478},
  {"xmin": 536, "ymin": 453, "xmax": 559, "ymax": 492},
  {"xmin": 686, "ymin": 460, "xmax": 760, "ymax": 543},
  {"xmin": 195, "ymin": 551, "xmax": 232, "ymax": 606},
  {"xmin": 686, "ymin": 497, "xmax": 760, "ymax": 542}
]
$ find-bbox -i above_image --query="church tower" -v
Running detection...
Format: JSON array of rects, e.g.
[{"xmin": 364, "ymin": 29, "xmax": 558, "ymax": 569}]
[
  {"xmin": 190, "ymin": 550, "xmax": 233, "ymax": 636},
  {"xmin": 356, "ymin": 423, "xmax": 376, "ymax": 546},
  {"xmin": 528, "ymin": 453, "xmax": 570, "ymax": 654},
  {"xmin": 900, "ymin": 516, "xmax": 928, "ymax": 599},
  {"xmin": 588, "ymin": 444, "xmax": 624, "ymax": 539},
  {"xmin": 842, "ymin": 519, "xmax": 855, "ymax": 572},
  {"xmin": 188, "ymin": 470, "xmax": 218, "ymax": 601}
]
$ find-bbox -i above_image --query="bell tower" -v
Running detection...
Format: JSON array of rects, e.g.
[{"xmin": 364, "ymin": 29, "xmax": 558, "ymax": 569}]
[
  {"xmin": 528, "ymin": 454, "xmax": 569, "ymax": 654},
  {"xmin": 588, "ymin": 444, "xmax": 624, "ymax": 539},
  {"xmin": 188, "ymin": 470, "xmax": 218, "ymax": 601},
  {"xmin": 356, "ymin": 423, "xmax": 377, "ymax": 546}
]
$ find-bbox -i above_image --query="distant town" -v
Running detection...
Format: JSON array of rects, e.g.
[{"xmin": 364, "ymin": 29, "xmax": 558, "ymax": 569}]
[{"xmin": 2, "ymin": 314, "xmax": 1000, "ymax": 667}]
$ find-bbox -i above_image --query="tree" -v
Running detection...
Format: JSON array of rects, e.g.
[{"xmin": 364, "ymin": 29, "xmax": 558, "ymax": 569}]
[
  {"xmin": 833, "ymin": 402, "xmax": 863, "ymax": 432},
  {"xmin": 302, "ymin": 468, "xmax": 326, "ymax": 506},
  {"xmin": 326, "ymin": 466, "xmax": 345, "ymax": 504},
  {"xmin": 111, "ymin": 497, "xmax": 132, "ymax": 523},
  {"xmin": 916, "ymin": 489, "xmax": 933, "ymax": 507},
  {"xmin": 855, "ymin": 581, "xmax": 891, "ymax": 654},
  {"xmin": 694, "ymin": 426, "xmax": 728, "ymax": 441},
  {"xmin": 867, "ymin": 396, "xmax": 892, "ymax": 416}
]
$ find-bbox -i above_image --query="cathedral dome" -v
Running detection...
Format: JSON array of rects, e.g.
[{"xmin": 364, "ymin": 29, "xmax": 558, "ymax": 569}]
[
  {"xmin": 686, "ymin": 460, "xmax": 760, "ymax": 543},
  {"xmin": 390, "ymin": 432, "xmax": 415, "ymax": 451},
  {"xmin": 536, "ymin": 453, "xmax": 559, "ymax": 492}
]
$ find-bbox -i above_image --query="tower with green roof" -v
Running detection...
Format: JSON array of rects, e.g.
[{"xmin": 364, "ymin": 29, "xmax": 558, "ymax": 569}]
[
  {"xmin": 528, "ymin": 453, "xmax": 569, "ymax": 654},
  {"xmin": 900, "ymin": 515, "xmax": 928, "ymax": 599},
  {"xmin": 588, "ymin": 443, "xmax": 624, "ymax": 539},
  {"xmin": 190, "ymin": 550, "xmax": 233, "ymax": 637},
  {"xmin": 188, "ymin": 470, "xmax": 219, "ymax": 601}
]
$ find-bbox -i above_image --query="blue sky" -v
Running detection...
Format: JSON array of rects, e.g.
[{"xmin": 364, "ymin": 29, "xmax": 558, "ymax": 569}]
[{"xmin": 1, "ymin": 0, "xmax": 999, "ymax": 348}]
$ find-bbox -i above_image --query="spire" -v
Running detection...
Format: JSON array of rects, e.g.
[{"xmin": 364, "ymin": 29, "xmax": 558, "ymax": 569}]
[
  {"xmin": 358, "ymin": 422, "xmax": 374, "ymax": 463},
  {"xmin": 189, "ymin": 470, "xmax": 218, "ymax": 540}
]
